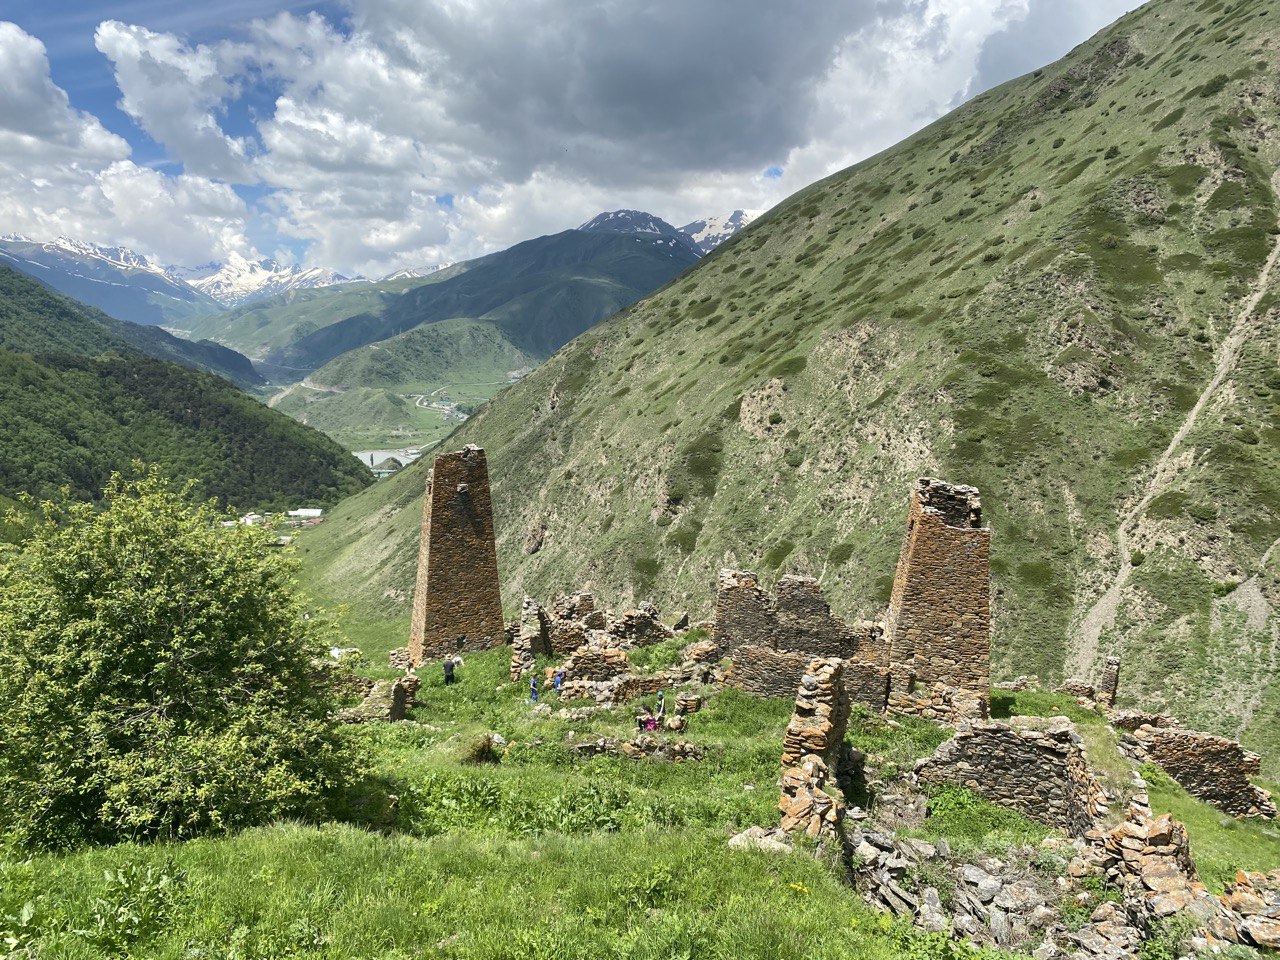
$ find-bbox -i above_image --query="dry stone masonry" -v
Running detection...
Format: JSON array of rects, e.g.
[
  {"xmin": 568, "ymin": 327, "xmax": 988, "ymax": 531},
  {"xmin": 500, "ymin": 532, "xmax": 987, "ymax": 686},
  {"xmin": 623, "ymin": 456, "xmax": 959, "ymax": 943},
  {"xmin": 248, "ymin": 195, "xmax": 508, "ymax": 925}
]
[
  {"xmin": 915, "ymin": 718, "xmax": 1107, "ymax": 836},
  {"xmin": 1098, "ymin": 655, "xmax": 1121, "ymax": 709},
  {"xmin": 885, "ymin": 478, "xmax": 991, "ymax": 722},
  {"xmin": 1129, "ymin": 726, "xmax": 1276, "ymax": 819},
  {"xmin": 408, "ymin": 445, "xmax": 505, "ymax": 666},
  {"xmin": 716, "ymin": 570, "xmax": 889, "ymax": 709},
  {"xmin": 781, "ymin": 658, "xmax": 851, "ymax": 770}
]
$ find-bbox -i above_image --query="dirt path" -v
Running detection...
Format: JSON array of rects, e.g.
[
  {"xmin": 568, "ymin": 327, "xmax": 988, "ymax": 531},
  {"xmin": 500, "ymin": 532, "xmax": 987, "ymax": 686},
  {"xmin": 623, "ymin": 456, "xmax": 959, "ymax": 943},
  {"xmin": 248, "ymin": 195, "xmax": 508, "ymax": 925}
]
[{"xmin": 1067, "ymin": 168, "xmax": 1280, "ymax": 678}]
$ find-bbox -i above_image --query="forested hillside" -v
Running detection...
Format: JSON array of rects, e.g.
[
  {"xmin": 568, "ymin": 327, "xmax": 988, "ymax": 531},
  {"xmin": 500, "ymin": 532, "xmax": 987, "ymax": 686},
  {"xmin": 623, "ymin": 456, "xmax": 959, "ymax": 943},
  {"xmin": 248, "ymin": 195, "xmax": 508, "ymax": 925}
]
[
  {"xmin": 302, "ymin": 0, "xmax": 1280, "ymax": 772},
  {"xmin": 0, "ymin": 265, "xmax": 262, "ymax": 387},
  {"xmin": 0, "ymin": 266, "xmax": 370, "ymax": 511}
]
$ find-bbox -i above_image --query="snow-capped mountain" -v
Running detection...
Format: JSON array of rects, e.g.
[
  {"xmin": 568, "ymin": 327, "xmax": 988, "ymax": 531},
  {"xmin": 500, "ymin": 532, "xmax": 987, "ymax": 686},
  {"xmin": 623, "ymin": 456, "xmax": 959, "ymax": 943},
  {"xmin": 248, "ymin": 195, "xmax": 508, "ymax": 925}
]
[
  {"xmin": 577, "ymin": 210, "xmax": 703, "ymax": 257},
  {"xmin": 0, "ymin": 234, "xmax": 221, "ymax": 326},
  {"xmin": 380, "ymin": 262, "xmax": 455, "ymax": 282},
  {"xmin": 678, "ymin": 210, "xmax": 756, "ymax": 254},
  {"xmin": 186, "ymin": 252, "xmax": 359, "ymax": 308}
]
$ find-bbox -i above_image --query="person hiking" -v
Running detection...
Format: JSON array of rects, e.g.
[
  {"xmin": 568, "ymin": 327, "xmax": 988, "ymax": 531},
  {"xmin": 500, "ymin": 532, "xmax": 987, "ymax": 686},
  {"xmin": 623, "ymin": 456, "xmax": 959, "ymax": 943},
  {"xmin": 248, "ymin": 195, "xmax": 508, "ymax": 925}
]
[
  {"xmin": 442, "ymin": 657, "xmax": 456, "ymax": 686},
  {"xmin": 655, "ymin": 690, "xmax": 666, "ymax": 721},
  {"xmin": 530, "ymin": 675, "xmax": 538, "ymax": 703},
  {"xmin": 553, "ymin": 668, "xmax": 564, "ymax": 695}
]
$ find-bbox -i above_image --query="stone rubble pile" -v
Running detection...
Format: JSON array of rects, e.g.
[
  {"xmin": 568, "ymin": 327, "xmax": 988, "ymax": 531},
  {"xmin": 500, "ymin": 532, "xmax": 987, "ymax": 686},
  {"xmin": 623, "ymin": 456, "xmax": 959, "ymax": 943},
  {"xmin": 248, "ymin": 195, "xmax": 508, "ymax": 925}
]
[
  {"xmin": 569, "ymin": 735, "xmax": 702, "ymax": 762},
  {"xmin": 1207, "ymin": 868, "xmax": 1280, "ymax": 951},
  {"xmin": 850, "ymin": 830, "xmax": 1066, "ymax": 952},
  {"xmin": 779, "ymin": 755, "xmax": 845, "ymax": 840},
  {"xmin": 335, "ymin": 675, "xmax": 415, "ymax": 724}
]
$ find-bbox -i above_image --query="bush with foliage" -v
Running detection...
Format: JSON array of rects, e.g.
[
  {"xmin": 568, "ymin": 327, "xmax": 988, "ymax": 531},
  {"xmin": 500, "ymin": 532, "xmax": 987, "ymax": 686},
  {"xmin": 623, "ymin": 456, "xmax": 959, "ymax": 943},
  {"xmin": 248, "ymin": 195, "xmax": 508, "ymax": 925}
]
[{"xmin": 0, "ymin": 468, "xmax": 362, "ymax": 849}]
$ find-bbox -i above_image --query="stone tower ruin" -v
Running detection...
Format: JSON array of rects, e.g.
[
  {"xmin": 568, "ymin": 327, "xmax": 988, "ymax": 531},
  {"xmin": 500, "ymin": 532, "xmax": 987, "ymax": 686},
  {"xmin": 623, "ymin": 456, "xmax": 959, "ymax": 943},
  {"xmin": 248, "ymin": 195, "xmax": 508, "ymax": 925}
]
[
  {"xmin": 408, "ymin": 444, "xmax": 505, "ymax": 666},
  {"xmin": 885, "ymin": 477, "xmax": 991, "ymax": 720}
]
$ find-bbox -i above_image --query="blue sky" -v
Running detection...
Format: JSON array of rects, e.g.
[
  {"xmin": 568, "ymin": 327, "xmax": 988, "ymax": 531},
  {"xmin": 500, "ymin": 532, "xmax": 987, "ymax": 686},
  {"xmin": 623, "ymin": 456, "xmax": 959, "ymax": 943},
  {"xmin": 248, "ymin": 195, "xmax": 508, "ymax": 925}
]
[{"xmin": 0, "ymin": 0, "xmax": 1140, "ymax": 275}]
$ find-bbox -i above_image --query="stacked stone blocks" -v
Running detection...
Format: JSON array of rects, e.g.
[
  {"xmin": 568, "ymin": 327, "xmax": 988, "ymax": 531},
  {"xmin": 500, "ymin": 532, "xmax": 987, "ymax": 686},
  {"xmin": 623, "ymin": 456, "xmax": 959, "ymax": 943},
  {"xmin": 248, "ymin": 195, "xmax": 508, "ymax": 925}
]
[
  {"xmin": 885, "ymin": 478, "xmax": 991, "ymax": 721},
  {"xmin": 408, "ymin": 445, "xmax": 505, "ymax": 666}
]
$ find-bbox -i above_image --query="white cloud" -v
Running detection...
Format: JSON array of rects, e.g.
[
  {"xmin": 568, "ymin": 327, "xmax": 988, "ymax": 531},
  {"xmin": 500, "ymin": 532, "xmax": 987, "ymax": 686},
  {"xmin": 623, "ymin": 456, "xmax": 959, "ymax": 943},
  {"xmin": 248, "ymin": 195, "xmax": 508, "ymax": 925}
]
[
  {"xmin": 7, "ymin": 0, "xmax": 1145, "ymax": 273},
  {"xmin": 94, "ymin": 20, "xmax": 255, "ymax": 181},
  {"xmin": 0, "ymin": 21, "xmax": 255, "ymax": 265}
]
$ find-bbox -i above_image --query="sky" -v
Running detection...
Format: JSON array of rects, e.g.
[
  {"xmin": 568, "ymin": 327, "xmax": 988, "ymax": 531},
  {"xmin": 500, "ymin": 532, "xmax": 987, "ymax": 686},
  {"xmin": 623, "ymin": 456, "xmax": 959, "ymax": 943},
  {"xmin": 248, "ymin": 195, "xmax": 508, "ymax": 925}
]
[{"xmin": 0, "ymin": 0, "xmax": 1141, "ymax": 277}]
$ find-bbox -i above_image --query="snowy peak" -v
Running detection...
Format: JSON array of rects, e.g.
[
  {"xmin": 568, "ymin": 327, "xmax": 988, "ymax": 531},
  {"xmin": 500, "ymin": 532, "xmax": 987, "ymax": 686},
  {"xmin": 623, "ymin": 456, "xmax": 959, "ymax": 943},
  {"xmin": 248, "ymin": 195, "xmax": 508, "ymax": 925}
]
[
  {"xmin": 380, "ymin": 262, "xmax": 454, "ymax": 282},
  {"xmin": 187, "ymin": 253, "xmax": 357, "ymax": 307},
  {"xmin": 678, "ymin": 210, "xmax": 756, "ymax": 254},
  {"xmin": 578, "ymin": 210, "xmax": 703, "ymax": 257}
]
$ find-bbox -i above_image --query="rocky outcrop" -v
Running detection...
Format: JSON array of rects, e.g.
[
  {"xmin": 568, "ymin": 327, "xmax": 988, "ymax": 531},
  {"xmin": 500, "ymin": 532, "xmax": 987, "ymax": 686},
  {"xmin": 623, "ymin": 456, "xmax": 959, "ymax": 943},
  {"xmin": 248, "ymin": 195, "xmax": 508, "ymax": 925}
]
[
  {"xmin": 1129, "ymin": 726, "xmax": 1276, "ymax": 819},
  {"xmin": 336, "ymin": 676, "xmax": 413, "ymax": 723},
  {"xmin": 915, "ymin": 718, "xmax": 1107, "ymax": 836}
]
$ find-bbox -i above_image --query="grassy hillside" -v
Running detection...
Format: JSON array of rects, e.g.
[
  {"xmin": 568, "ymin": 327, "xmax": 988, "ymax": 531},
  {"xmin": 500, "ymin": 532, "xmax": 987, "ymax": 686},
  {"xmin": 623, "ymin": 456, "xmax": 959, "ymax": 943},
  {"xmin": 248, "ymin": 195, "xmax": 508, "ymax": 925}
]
[
  {"xmin": 0, "ymin": 265, "xmax": 263, "ymax": 388},
  {"xmin": 303, "ymin": 0, "xmax": 1280, "ymax": 772},
  {"xmin": 5, "ymin": 645, "xmax": 1277, "ymax": 958},
  {"xmin": 267, "ymin": 319, "xmax": 535, "ymax": 448},
  {"xmin": 265, "ymin": 230, "xmax": 697, "ymax": 374}
]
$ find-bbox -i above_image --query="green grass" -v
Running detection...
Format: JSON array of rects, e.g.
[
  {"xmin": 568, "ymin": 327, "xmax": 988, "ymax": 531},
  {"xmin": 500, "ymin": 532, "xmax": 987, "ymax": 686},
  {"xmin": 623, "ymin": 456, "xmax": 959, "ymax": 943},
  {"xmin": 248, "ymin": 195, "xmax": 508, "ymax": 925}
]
[{"xmin": 0, "ymin": 646, "xmax": 1029, "ymax": 959}]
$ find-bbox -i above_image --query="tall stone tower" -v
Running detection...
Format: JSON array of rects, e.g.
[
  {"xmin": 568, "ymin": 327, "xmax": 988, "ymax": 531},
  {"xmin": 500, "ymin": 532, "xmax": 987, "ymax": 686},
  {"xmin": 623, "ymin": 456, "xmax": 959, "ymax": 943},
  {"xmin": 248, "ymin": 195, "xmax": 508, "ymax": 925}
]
[
  {"xmin": 408, "ymin": 444, "xmax": 505, "ymax": 666},
  {"xmin": 885, "ymin": 477, "xmax": 991, "ymax": 720}
]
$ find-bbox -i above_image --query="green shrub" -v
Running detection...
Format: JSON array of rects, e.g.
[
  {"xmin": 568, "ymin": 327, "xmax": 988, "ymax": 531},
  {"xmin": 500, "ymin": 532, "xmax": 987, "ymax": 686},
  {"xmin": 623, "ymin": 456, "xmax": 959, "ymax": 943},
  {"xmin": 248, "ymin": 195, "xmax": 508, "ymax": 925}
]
[{"xmin": 0, "ymin": 469, "xmax": 361, "ymax": 850}]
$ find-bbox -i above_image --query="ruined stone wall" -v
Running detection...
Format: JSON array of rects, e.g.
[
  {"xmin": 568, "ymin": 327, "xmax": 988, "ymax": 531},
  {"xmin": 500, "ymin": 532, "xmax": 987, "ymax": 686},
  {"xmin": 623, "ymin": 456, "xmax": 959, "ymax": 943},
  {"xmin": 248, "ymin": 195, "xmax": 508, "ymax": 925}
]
[
  {"xmin": 608, "ymin": 603, "xmax": 673, "ymax": 647},
  {"xmin": 1132, "ymin": 727, "xmax": 1277, "ymax": 819},
  {"xmin": 772, "ymin": 575, "xmax": 860, "ymax": 657},
  {"xmin": 1099, "ymin": 655, "xmax": 1121, "ymax": 708},
  {"xmin": 885, "ymin": 478, "xmax": 991, "ymax": 721},
  {"xmin": 510, "ymin": 597, "xmax": 551, "ymax": 680},
  {"xmin": 781, "ymin": 658, "xmax": 851, "ymax": 770},
  {"xmin": 915, "ymin": 719, "xmax": 1106, "ymax": 836},
  {"xmin": 843, "ymin": 658, "xmax": 891, "ymax": 713},
  {"xmin": 723, "ymin": 644, "xmax": 810, "ymax": 699},
  {"xmin": 554, "ymin": 645, "xmax": 631, "ymax": 684},
  {"xmin": 712, "ymin": 569, "xmax": 774, "ymax": 658},
  {"xmin": 408, "ymin": 445, "xmax": 505, "ymax": 665}
]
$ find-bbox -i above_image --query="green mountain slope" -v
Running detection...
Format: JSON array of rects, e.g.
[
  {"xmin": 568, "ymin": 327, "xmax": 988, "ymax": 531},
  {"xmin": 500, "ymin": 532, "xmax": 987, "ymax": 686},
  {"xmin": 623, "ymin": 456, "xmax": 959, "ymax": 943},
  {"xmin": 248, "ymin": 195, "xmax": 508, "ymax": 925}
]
[
  {"xmin": 303, "ymin": 0, "xmax": 1280, "ymax": 771},
  {"xmin": 0, "ymin": 267, "xmax": 371, "ymax": 510},
  {"xmin": 179, "ymin": 273, "xmax": 454, "ymax": 363},
  {"xmin": 266, "ymin": 230, "xmax": 698, "ymax": 374},
  {"xmin": 0, "ymin": 265, "xmax": 263, "ymax": 387},
  {"xmin": 308, "ymin": 318, "xmax": 533, "ymax": 389}
]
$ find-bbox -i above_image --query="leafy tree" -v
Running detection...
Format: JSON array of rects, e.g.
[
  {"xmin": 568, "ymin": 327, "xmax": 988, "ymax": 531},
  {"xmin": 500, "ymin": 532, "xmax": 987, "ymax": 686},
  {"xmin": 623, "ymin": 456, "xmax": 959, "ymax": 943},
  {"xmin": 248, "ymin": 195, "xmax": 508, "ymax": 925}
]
[{"xmin": 0, "ymin": 468, "xmax": 362, "ymax": 849}]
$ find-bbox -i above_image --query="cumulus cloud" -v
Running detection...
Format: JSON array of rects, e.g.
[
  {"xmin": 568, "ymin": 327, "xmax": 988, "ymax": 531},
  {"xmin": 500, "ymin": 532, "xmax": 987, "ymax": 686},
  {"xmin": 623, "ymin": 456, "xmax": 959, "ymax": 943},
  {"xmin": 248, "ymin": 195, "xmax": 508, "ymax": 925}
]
[
  {"xmin": 9, "ymin": 0, "xmax": 1144, "ymax": 273},
  {"xmin": 0, "ymin": 21, "xmax": 255, "ymax": 265}
]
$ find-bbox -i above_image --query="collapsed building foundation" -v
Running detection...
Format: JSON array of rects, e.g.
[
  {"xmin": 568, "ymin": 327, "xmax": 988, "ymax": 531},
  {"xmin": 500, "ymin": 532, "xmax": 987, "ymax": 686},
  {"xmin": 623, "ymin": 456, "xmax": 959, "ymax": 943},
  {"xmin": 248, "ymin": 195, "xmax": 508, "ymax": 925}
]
[{"xmin": 717, "ymin": 571, "xmax": 890, "ymax": 710}]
